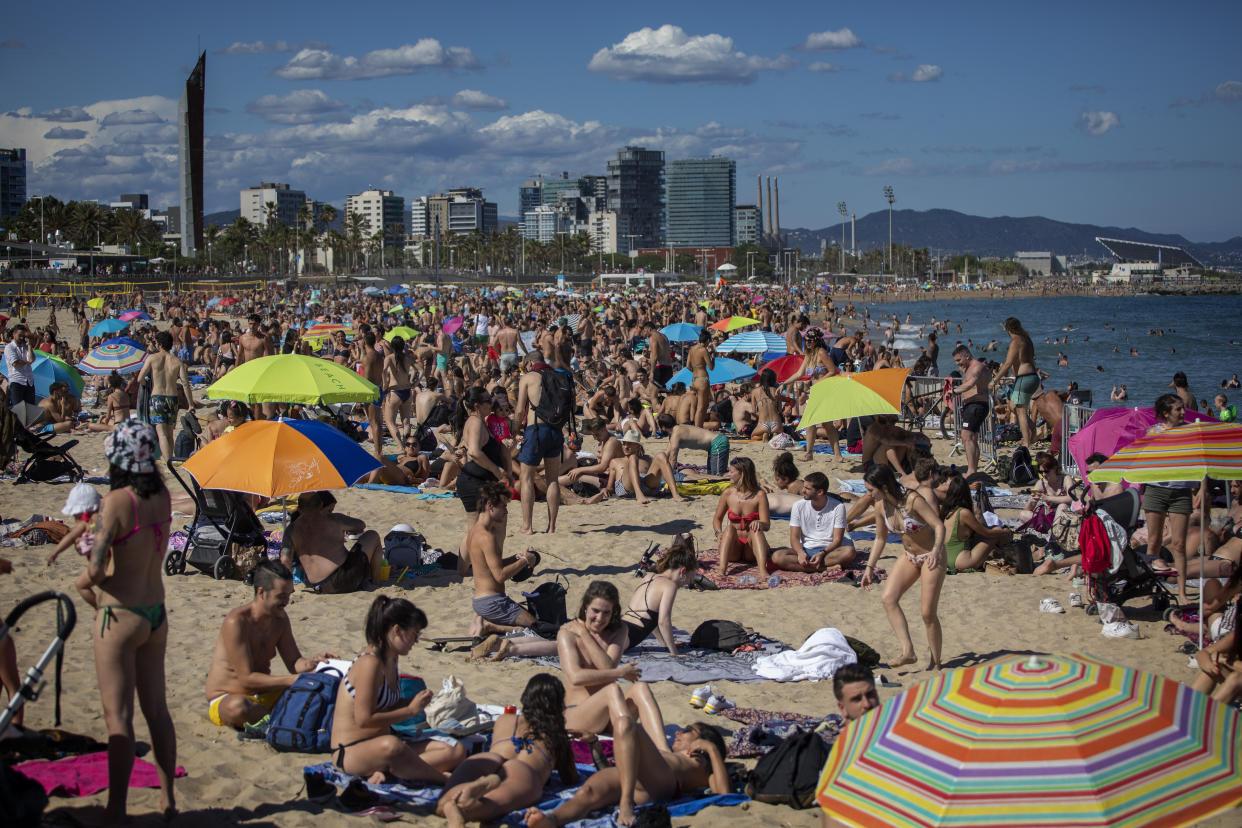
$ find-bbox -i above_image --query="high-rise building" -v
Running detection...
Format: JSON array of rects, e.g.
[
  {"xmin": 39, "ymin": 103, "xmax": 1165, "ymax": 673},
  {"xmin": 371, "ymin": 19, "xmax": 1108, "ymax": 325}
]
[
  {"xmin": 519, "ymin": 180, "xmax": 542, "ymax": 218},
  {"xmin": 0, "ymin": 148, "xmax": 27, "ymax": 220},
  {"xmin": 240, "ymin": 182, "xmax": 307, "ymax": 227},
  {"xmin": 408, "ymin": 197, "xmax": 429, "ymax": 239},
  {"xmin": 734, "ymin": 204, "xmax": 762, "ymax": 246},
  {"xmin": 345, "ymin": 188, "xmax": 405, "ymax": 246},
  {"xmin": 426, "ymin": 187, "xmax": 497, "ymax": 236},
  {"xmin": 606, "ymin": 146, "xmax": 664, "ymax": 253},
  {"xmin": 588, "ymin": 210, "xmax": 624, "ymax": 255},
  {"xmin": 665, "ymin": 157, "xmax": 735, "ymax": 248},
  {"xmin": 522, "ymin": 205, "xmax": 569, "ymax": 243},
  {"xmin": 178, "ymin": 52, "xmax": 205, "ymax": 257}
]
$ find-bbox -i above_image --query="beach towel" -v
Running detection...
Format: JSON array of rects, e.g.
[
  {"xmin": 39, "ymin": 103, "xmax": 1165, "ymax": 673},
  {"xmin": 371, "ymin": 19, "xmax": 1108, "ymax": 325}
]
[
  {"xmin": 753, "ymin": 627, "xmax": 857, "ymax": 682},
  {"xmin": 302, "ymin": 761, "xmax": 746, "ymax": 827},
  {"xmin": 675, "ymin": 480, "xmax": 730, "ymax": 496},
  {"xmin": 526, "ymin": 632, "xmax": 785, "ymax": 684},
  {"xmin": 721, "ymin": 708, "xmax": 840, "ymax": 758},
  {"xmin": 355, "ymin": 483, "xmax": 423, "ymax": 494},
  {"xmin": 695, "ymin": 548, "xmax": 885, "ymax": 589},
  {"xmin": 14, "ymin": 752, "xmax": 186, "ymax": 797},
  {"xmin": 416, "ymin": 492, "xmax": 455, "ymax": 500}
]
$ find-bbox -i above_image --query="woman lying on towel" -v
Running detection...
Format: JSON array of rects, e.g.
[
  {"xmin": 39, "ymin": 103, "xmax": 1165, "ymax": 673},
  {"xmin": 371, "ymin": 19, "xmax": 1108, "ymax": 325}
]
[
  {"xmin": 330, "ymin": 596, "xmax": 467, "ymax": 784},
  {"xmin": 436, "ymin": 673, "xmax": 578, "ymax": 828}
]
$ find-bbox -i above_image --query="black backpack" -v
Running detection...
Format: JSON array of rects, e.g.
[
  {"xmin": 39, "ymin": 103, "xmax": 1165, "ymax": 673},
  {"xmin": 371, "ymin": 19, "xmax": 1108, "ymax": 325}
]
[
  {"xmin": 689, "ymin": 620, "xmax": 749, "ymax": 652},
  {"xmin": 745, "ymin": 728, "xmax": 829, "ymax": 809},
  {"xmin": 1008, "ymin": 445, "xmax": 1036, "ymax": 487},
  {"xmin": 523, "ymin": 576, "xmax": 568, "ymax": 639},
  {"xmin": 533, "ymin": 368, "xmax": 575, "ymax": 429}
]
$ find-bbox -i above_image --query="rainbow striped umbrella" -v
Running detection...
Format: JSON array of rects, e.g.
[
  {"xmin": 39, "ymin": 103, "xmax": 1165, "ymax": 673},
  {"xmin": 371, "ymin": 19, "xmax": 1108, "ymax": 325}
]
[
  {"xmin": 78, "ymin": 341, "xmax": 148, "ymax": 375},
  {"xmin": 1086, "ymin": 421, "xmax": 1242, "ymax": 484},
  {"xmin": 707, "ymin": 315, "xmax": 759, "ymax": 332},
  {"xmin": 817, "ymin": 653, "xmax": 1242, "ymax": 828}
]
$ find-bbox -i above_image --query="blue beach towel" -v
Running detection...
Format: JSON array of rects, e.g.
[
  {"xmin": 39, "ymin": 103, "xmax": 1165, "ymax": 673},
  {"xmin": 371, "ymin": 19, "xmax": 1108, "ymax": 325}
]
[{"xmin": 355, "ymin": 483, "xmax": 423, "ymax": 494}]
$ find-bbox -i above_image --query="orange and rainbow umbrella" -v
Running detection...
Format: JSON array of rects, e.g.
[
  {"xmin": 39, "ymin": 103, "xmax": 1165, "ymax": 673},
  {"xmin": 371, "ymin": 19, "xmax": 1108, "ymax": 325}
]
[
  {"xmin": 817, "ymin": 653, "xmax": 1242, "ymax": 827},
  {"xmin": 1087, "ymin": 420, "xmax": 1242, "ymax": 484},
  {"xmin": 797, "ymin": 367, "xmax": 908, "ymax": 429},
  {"xmin": 707, "ymin": 315, "xmax": 759, "ymax": 332}
]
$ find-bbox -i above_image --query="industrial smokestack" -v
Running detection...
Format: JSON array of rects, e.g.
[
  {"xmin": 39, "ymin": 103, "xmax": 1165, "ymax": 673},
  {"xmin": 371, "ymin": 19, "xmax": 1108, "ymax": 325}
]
[
  {"xmin": 765, "ymin": 177, "xmax": 774, "ymax": 240},
  {"xmin": 756, "ymin": 175, "xmax": 763, "ymax": 235},
  {"xmin": 774, "ymin": 178, "xmax": 781, "ymax": 239}
]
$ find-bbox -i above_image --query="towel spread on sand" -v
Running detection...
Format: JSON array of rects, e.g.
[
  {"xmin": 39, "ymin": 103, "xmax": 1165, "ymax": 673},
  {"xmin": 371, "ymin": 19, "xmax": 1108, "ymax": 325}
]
[
  {"xmin": 356, "ymin": 482, "xmax": 423, "ymax": 494},
  {"xmin": 525, "ymin": 633, "xmax": 785, "ymax": 684},
  {"xmin": 303, "ymin": 761, "xmax": 746, "ymax": 827},
  {"xmin": 722, "ymin": 707, "xmax": 843, "ymax": 758},
  {"xmin": 695, "ymin": 548, "xmax": 885, "ymax": 589},
  {"xmin": 14, "ymin": 752, "xmax": 186, "ymax": 797},
  {"xmin": 753, "ymin": 627, "xmax": 857, "ymax": 682}
]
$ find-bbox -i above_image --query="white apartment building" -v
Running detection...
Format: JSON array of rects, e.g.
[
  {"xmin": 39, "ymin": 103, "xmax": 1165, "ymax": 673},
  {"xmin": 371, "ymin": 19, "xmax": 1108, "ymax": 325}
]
[
  {"xmin": 588, "ymin": 210, "xmax": 626, "ymax": 254},
  {"xmin": 240, "ymin": 182, "xmax": 307, "ymax": 227},
  {"xmin": 345, "ymin": 188, "xmax": 406, "ymax": 246}
]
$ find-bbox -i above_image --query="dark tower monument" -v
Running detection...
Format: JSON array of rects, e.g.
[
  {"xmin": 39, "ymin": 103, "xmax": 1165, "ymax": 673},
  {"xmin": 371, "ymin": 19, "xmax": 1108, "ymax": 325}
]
[{"xmin": 178, "ymin": 52, "xmax": 205, "ymax": 257}]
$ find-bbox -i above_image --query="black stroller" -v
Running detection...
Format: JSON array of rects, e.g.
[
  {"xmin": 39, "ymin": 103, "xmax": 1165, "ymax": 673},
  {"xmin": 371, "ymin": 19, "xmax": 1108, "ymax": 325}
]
[
  {"xmin": 1083, "ymin": 488, "xmax": 1175, "ymax": 615},
  {"xmin": 0, "ymin": 592, "xmax": 76, "ymax": 826},
  {"xmin": 164, "ymin": 463, "xmax": 267, "ymax": 580},
  {"xmin": 6, "ymin": 416, "xmax": 85, "ymax": 485}
]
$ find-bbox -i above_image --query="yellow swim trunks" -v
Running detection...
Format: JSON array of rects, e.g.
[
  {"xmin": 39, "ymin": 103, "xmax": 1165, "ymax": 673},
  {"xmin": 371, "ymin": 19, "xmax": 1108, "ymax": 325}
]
[{"xmin": 207, "ymin": 689, "xmax": 285, "ymax": 727}]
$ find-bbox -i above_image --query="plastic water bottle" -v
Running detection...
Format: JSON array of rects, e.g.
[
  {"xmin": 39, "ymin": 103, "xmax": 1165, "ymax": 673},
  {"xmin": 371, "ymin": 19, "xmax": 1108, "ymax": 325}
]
[
  {"xmin": 768, "ymin": 573, "xmax": 782, "ymax": 588},
  {"xmin": 737, "ymin": 575, "xmax": 759, "ymax": 585}
]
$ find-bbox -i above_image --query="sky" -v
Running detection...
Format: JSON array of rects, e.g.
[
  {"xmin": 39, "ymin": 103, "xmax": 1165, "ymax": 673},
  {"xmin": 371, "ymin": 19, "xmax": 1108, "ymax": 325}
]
[{"xmin": 2, "ymin": 0, "xmax": 1240, "ymax": 242}]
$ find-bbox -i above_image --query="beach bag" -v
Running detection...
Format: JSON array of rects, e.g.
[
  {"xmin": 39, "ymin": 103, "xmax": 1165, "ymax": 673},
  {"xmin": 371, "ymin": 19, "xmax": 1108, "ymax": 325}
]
[
  {"xmin": 524, "ymin": 576, "xmax": 569, "ymax": 639},
  {"xmin": 1049, "ymin": 509, "xmax": 1084, "ymax": 553},
  {"xmin": 266, "ymin": 667, "xmax": 343, "ymax": 753},
  {"xmin": 1008, "ymin": 446, "xmax": 1036, "ymax": 487},
  {"xmin": 424, "ymin": 675, "xmax": 477, "ymax": 729},
  {"xmin": 383, "ymin": 529, "xmax": 426, "ymax": 569},
  {"xmin": 534, "ymin": 368, "xmax": 575, "ymax": 429},
  {"xmin": 1079, "ymin": 512, "xmax": 1111, "ymax": 576},
  {"xmin": 745, "ymin": 728, "xmax": 828, "ymax": 809},
  {"xmin": 689, "ymin": 619, "xmax": 749, "ymax": 652}
]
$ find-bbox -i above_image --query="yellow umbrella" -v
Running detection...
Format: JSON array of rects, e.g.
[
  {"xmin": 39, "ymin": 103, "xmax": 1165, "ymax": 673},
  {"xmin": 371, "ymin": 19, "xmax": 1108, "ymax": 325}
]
[
  {"xmin": 384, "ymin": 326, "xmax": 419, "ymax": 342},
  {"xmin": 708, "ymin": 315, "xmax": 760, "ymax": 332},
  {"xmin": 86, "ymin": 297, "xmax": 104, "ymax": 309},
  {"xmin": 798, "ymin": 368, "xmax": 909, "ymax": 429}
]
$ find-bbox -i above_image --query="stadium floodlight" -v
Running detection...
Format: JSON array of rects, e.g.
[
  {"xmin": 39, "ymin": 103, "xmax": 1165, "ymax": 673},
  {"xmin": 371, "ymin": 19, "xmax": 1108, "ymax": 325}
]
[
  {"xmin": 883, "ymin": 186, "xmax": 895, "ymax": 272},
  {"xmin": 837, "ymin": 202, "xmax": 848, "ymax": 272}
]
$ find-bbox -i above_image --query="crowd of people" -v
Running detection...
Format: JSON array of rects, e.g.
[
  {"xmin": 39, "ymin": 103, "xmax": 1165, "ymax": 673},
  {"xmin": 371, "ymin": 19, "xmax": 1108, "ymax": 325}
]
[{"xmin": 1, "ymin": 281, "xmax": 1240, "ymax": 826}]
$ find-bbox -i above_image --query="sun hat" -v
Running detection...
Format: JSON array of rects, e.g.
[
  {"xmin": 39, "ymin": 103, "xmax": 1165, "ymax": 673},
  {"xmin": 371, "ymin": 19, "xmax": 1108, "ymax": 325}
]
[
  {"xmin": 619, "ymin": 429, "xmax": 643, "ymax": 445},
  {"xmin": 61, "ymin": 482, "xmax": 102, "ymax": 517},
  {"xmin": 104, "ymin": 419, "xmax": 160, "ymax": 474}
]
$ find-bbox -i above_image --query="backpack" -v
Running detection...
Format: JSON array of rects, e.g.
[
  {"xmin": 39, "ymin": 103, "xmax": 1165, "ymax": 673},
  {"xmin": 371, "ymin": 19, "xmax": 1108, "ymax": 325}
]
[
  {"xmin": 383, "ymin": 529, "xmax": 426, "ymax": 569},
  {"xmin": 689, "ymin": 620, "xmax": 749, "ymax": 652},
  {"xmin": 523, "ymin": 577, "xmax": 568, "ymax": 639},
  {"xmin": 744, "ymin": 729, "xmax": 829, "ymax": 809},
  {"xmin": 533, "ymin": 369, "xmax": 575, "ymax": 429},
  {"xmin": 1079, "ymin": 512, "xmax": 1111, "ymax": 576},
  {"xmin": 0, "ymin": 764, "xmax": 47, "ymax": 828},
  {"xmin": 266, "ymin": 668, "xmax": 343, "ymax": 753},
  {"xmin": 1008, "ymin": 446, "xmax": 1036, "ymax": 487}
]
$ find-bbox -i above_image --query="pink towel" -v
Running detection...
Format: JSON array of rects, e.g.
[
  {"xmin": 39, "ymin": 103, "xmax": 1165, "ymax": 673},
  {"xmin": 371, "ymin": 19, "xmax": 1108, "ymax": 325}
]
[{"xmin": 13, "ymin": 752, "xmax": 186, "ymax": 797}]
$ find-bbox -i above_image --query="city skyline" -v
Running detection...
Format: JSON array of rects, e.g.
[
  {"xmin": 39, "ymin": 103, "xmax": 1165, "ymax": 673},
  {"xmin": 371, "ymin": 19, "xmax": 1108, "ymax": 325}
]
[{"xmin": 1, "ymin": 1, "xmax": 1239, "ymax": 240}]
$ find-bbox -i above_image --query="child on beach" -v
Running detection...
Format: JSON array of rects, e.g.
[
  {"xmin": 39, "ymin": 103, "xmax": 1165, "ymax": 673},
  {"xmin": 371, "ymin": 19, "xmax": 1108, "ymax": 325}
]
[{"xmin": 46, "ymin": 482, "xmax": 102, "ymax": 566}]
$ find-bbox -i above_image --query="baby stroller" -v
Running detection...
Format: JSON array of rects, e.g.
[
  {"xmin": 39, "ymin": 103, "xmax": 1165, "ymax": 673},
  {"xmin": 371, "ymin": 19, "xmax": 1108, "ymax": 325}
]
[
  {"xmin": 0, "ymin": 592, "xmax": 76, "ymax": 826},
  {"xmin": 1082, "ymin": 488, "xmax": 1174, "ymax": 615},
  {"xmin": 3, "ymin": 412, "xmax": 85, "ymax": 485},
  {"xmin": 165, "ymin": 463, "xmax": 267, "ymax": 580}
]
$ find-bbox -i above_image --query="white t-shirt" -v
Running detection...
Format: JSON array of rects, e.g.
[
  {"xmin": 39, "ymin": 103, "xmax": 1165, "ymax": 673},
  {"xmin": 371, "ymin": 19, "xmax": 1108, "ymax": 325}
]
[
  {"xmin": 790, "ymin": 496, "xmax": 848, "ymax": 548},
  {"xmin": 3, "ymin": 341, "xmax": 34, "ymax": 386},
  {"xmin": 475, "ymin": 314, "xmax": 490, "ymax": 336}
]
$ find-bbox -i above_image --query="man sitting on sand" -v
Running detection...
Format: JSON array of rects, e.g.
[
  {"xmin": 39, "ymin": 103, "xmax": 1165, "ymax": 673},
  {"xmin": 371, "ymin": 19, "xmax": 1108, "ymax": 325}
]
[
  {"xmin": 661, "ymin": 416, "xmax": 729, "ymax": 475},
  {"xmin": 524, "ymin": 720, "xmax": 730, "ymax": 828},
  {"xmin": 280, "ymin": 491, "xmax": 383, "ymax": 594},
  {"xmin": 204, "ymin": 560, "xmax": 336, "ymax": 728},
  {"xmin": 770, "ymin": 472, "xmax": 856, "ymax": 573},
  {"xmin": 467, "ymin": 481, "xmax": 539, "ymax": 637}
]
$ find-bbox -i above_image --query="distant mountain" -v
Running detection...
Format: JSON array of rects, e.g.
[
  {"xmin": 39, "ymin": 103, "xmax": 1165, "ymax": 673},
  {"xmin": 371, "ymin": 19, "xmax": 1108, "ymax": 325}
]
[
  {"xmin": 785, "ymin": 208, "xmax": 1242, "ymax": 268},
  {"xmin": 203, "ymin": 209, "xmax": 240, "ymax": 228}
]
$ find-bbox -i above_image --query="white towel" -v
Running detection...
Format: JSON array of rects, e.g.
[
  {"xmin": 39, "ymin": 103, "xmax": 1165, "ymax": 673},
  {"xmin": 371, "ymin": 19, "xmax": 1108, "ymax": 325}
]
[{"xmin": 752, "ymin": 627, "xmax": 857, "ymax": 682}]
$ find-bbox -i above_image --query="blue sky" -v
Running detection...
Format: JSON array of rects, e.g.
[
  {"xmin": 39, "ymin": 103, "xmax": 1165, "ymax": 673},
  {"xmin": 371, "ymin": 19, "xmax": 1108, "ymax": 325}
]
[{"xmin": 2, "ymin": 0, "xmax": 1239, "ymax": 241}]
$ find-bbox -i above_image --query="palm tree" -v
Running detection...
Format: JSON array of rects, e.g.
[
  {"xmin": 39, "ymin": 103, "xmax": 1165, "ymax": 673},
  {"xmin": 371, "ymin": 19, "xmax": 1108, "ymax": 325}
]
[
  {"xmin": 204, "ymin": 224, "xmax": 221, "ymax": 270},
  {"xmin": 69, "ymin": 202, "xmax": 109, "ymax": 251},
  {"xmin": 386, "ymin": 222, "xmax": 406, "ymax": 268},
  {"xmin": 344, "ymin": 211, "xmax": 366, "ymax": 272}
]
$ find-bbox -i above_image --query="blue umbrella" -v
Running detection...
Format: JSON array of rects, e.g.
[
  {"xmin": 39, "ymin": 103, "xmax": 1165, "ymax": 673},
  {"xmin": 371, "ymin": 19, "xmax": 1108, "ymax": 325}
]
[
  {"xmin": 362, "ymin": 287, "xmax": 383, "ymax": 296},
  {"xmin": 89, "ymin": 319, "xmax": 131, "ymax": 337},
  {"xmin": 206, "ymin": 297, "xmax": 223, "ymax": 308},
  {"xmin": 1, "ymin": 350, "xmax": 84, "ymax": 398},
  {"xmin": 103, "ymin": 336, "xmax": 145, "ymax": 350},
  {"xmin": 718, "ymin": 330, "xmax": 787, "ymax": 354},
  {"xmin": 660, "ymin": 322, "xmax": 703, "ymax": 342},
  {"xmin": 667, "ymin": 357, "xmax": 757, "ymax": 388},
  {"xmin": 387, "ymin": 285, "xmax": 408, "ymax": 295}
]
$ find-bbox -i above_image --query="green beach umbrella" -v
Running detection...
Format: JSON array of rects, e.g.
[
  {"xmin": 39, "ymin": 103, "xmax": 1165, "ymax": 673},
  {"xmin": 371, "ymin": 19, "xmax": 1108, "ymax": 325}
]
[
  {"xmin": 206, "ymin": 354, "xmax": 379, "ymax": 405},
  {"xmin": 385, "ymin": 326, "xmax": 419, "ymax": 342}
]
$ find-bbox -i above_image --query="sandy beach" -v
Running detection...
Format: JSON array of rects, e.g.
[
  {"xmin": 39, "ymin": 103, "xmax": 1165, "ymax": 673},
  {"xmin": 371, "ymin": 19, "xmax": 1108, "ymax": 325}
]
[{"xmin": 1, "ymin": 306, "xmax": 1236, "ymax": 827}]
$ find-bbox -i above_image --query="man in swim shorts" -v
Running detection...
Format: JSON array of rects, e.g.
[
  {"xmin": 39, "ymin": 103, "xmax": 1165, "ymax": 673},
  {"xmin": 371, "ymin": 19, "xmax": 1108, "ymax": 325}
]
[
  {"xmin": 204, "ymin": 560, "xmax": 336, "ymax": 728},
  {"xmin": 135, "ymin": 330, "xmax": 191, "ymax": 461},
  {"xmin": 665, "ymin": 423, "xmax": 729, "ymax": 476},
  {"xmin": 952, "ymin": 344, "xmax": 992, "ymax": 478},
  {"xmin": 466, "ymin": 482, "xmax": 538, "ymax": 636},
  {"xmin": 281, "ymin": 491, "xmax": 383, "ymax": 594}
]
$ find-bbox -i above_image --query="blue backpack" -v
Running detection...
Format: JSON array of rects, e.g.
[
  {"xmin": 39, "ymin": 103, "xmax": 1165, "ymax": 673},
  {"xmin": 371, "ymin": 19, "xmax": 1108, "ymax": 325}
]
[{"xmin": 266, "ymin": 668, "xmax": 342, "ymax": 753}]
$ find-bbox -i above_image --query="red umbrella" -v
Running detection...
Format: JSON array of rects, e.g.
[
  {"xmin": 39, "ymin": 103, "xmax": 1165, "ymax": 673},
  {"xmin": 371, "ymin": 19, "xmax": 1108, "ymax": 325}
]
[
  {"xmin": 219, "ymin": 297, "xmax": 239, "ymax": 307},
  {"xmin": 759, "ymin": 354, "xmax": 807, "ymax": 382}
]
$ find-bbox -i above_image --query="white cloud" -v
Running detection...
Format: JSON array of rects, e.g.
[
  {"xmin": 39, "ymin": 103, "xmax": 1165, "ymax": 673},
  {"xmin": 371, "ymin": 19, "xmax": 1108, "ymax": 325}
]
[
  {"xmin": 1077, "ymin": 109, "xmax": 1120, "ymax": 135},
  {"xmin": 797, "ymin": 28, "xmax": 862, "ymax": 52},
  {"xmin": 587, "ymin": 25, "xmax": 794, "ymax": 84},
  {"xmin": 888, "ymin": 64, "xmax": 942, "ymax": 83},
  {"xmin": 100, "ymin": 109, "xmax": 165, "ymax": 127},
  {"xmin": 451, "ymin": 89, "xmax": 508, "ymax": 111},
  {"xmin": 862, "ymin": 157, "xmax": 922, "ymax": 176},
  {"xmin": 274, "ymin": 40, "xmax": 481, "ymax": 80},
  {"xmin": 245, "ymin": 89, "xmax": 350, "ymax": 124},
  {"xmin": 808, "ymin": 62, "xmax": 841, "ymax": 73},
  {"xmin": 217, "ymin": 39, "xmax": 329, "ymax": 55},
  {"xmin": 44, "ymin": 127, "xmax": 87, "ymax": 139},
  {"xmin": 1215, "ymin": 81, "xmax": 1242, "ymax": 101}
]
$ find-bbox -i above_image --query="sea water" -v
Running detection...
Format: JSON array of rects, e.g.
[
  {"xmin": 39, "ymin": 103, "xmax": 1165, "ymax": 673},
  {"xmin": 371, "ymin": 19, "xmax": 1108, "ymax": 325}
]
[{"xmin": 851, "ymin": 294, "xmax": 1242, "ymax": 410}]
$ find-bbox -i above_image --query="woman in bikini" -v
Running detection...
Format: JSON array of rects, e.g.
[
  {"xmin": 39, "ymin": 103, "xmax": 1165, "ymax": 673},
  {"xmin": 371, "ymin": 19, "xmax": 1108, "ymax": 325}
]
[
  {"xmin": 607, "ymin": 430, "xmax": 687, "ymax": 505},
  {"xmin": 382, "ymin": 335, "xmax": 416, "ymax": 448},
  {"xmin": 763, "ymin": 452, "xmax": 805, "ymax": 515},
  {"xmin": 749, "ymin": 368, "xmax": 784, "ymax": 441},
  {"xmin": 329, "ymin": 596, "xmax": 466, "ymax": 784},
  {"xmin": 436, "ymin": 673, "xmax": 577, "ymax": 828},
  {"xmin": 850, "ymin": 463, "xmax": 947, "ymax": 669},
  {"xmin": 713, "ymin": 456, "xmax": 773, "ymax": 580},
  {"xmin": 74, "ymin": 420, "xmax": 178, "ymax": 823},
  {"xmin": 686, "ymin": 330, "xmax": 715, "ymax": 429},
  {"xmin": 621, "ymin": 536, "xmax": 698, "ymax": 655},
  {"xmin": 938, "ymin": 474, "xmax": 1013, "ymax": 573},
  {"xmin": 214, "ymin": 330, "xmax": 238, "ymax": 376},
  {"xmin": 786, "ymin": 331, "xmax": 842, "ymax": 460}
]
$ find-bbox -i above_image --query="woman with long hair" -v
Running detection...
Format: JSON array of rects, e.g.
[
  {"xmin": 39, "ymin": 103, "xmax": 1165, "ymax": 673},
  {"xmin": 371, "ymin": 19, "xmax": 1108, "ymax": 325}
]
[
  {"xmin": 764, "ymin": 451, "xmax": 804, "ymax": 514},
  {"xmin": 749, "ymin": 368, "xmax": 784, "ymax": 440},
  {"xmin": 330, "ymin": 596, "xmax": 466, "ymax": 783},
  {"xmin": 713, "ymin": 456, "xmax": 773, "ymax": 580},
  {"xmin": 621, "ymin": 535, "xmax": 699, "ymax": 655},
  {"xmin": 382, "ymin": 335, "xmax": 416, "ymax": 447},
  {"xmin": 454, "ymin": 386, "xmax": 511, "ymax": 526},
  {"xmin": 436, "ymin": 674, "xmax": 578, "ymax": 827},
  {"xmin": 686, "ymin": 330, "xmax": 715, "ymax": 428},
  {"xmin": 939, "ymin": 475, "xmax": 1013, "ymax": 573},
  {"xmin": 850, "ymin": 463, "xmax": 947, "ymax": 669},
  {"xmin": 74, "ymin": 421, "xmax": 178, "ymax": 822}
]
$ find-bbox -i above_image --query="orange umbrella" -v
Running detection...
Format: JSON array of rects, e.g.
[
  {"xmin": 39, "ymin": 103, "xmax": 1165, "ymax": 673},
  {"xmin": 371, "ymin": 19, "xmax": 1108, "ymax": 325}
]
[
  {"xmin": 849, "ymin": 367, "xmax": 909, "ymax": 409},
  {"xmin": 707, "ymin": 315, "xmax": 760, "ymax": 332}
]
